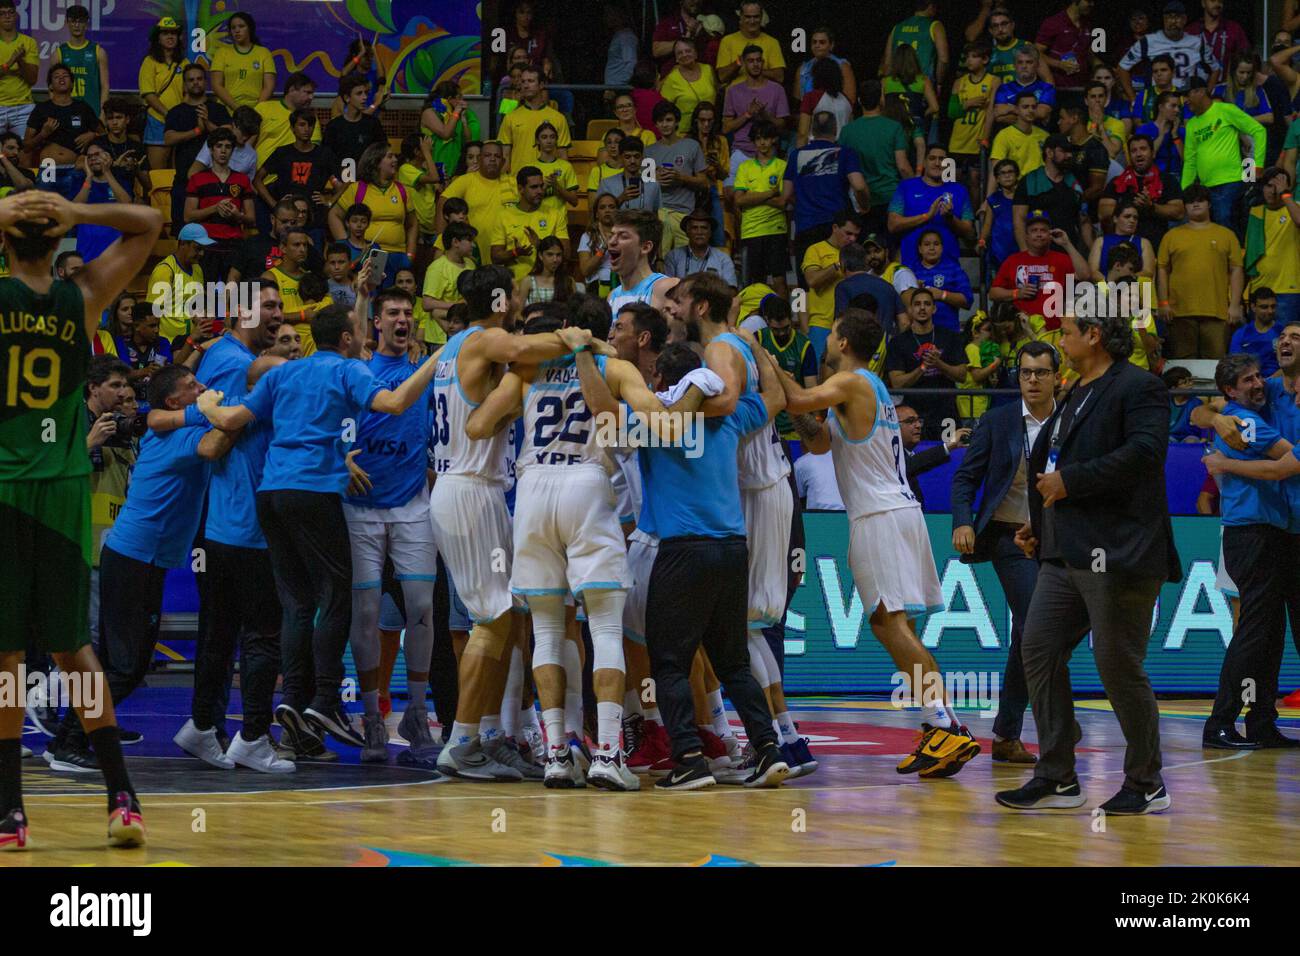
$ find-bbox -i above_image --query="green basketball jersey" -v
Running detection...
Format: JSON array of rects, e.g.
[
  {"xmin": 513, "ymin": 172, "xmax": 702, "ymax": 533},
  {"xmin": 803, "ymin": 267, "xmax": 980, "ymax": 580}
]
[
  {"xmin": 0, "ymin": 277, "xmax": 90, "ymax": 481},
  {"xmin": 890, "ymin": 15, "xmax": 938, "ymax": 80},
  {"xmin": 59, "ymin": 40, "xmax": 101, "ymax": 114},
  {"xmin": 759, "ymin": 326, "xmax": 813, "ymax": 438}
]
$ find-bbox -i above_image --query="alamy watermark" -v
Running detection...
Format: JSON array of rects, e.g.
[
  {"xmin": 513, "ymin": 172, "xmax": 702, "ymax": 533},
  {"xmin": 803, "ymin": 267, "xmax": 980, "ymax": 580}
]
[
  {"xmin": 151, "ymin": 279, "xmax": 264, "ymax": 326},
  {"xmin": 889, "ymin": 665, "xmax": 1000, "ymax": 718},
  {"xmin": 2, "ymin": 665, "xmax": 102, "ymax": 719}
]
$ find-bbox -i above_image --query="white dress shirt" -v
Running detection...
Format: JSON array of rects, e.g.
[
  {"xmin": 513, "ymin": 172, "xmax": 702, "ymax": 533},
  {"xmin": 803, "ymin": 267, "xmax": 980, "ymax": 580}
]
[{"xmin": 991, "ymin": 399, "xmax": 1055, "ymax": 525}]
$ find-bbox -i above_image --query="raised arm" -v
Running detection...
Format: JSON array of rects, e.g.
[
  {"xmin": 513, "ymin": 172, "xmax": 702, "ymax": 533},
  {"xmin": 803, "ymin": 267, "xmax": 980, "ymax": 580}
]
[{"xmin": 369, "ymin": 347, "xmax": 442, "ymax": 415}]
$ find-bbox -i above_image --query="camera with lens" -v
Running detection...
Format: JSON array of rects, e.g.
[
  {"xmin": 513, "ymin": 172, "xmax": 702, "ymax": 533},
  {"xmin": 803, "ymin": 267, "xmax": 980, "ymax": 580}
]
[{"xmin": 106, "ymin": 411, "xmax": 147, "ymax": 447}]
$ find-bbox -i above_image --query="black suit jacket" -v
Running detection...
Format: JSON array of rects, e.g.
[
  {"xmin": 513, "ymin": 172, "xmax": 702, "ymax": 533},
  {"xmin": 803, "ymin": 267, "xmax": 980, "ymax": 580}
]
[
  {"xmin": 950, "ymin": 401, "xmax": 1029, "ymax": 563},
  {"xmin": 1027, "ymin": 358, "xmax": 1182, "ymax": 582},
  {"xmin": 905, "ymin": 443, "xmax": 951, "ymax": 509}
]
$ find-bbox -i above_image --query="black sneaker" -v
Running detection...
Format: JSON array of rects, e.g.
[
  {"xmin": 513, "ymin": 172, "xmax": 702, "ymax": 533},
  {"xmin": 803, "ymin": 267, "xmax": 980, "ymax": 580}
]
[
  {"xmin": 304, "ymin": 705, "xmax": 365, "ymax": 748},
  {"xmin": 118, "ymin": 729, "xmax": 143, "ymax": 745},
  {"xmin": 654, "ymin": 754, "xmax": 715, "ymax": 791},
  {"xmin": 1098, "ymin": 785, "xmax": 1171, "ymax": 815},
  {"xmin": 1202, "ymin": 726, "xmax": 1259, "ymax": 750},
  {"xmin": 995, "ymin": 777, "xmax": 1085, "ymax": 810},
  {"xmin": 622, "ymin": 713, "xmax": 644, "ymax": 759},
  {"xmin": 43, "ymin": 740, "xmax": 99, "ymax": 773},
  {"xmin": 276, "ymin": 703, "xmax": 320, "ymax": 750},
  {"xmin": 743, "ymin": 743, "xmax": 790, "ymax": 788},
  {"xmin": 1246, "ymin": 726, "xmax": 1300, "ymax": 749}
]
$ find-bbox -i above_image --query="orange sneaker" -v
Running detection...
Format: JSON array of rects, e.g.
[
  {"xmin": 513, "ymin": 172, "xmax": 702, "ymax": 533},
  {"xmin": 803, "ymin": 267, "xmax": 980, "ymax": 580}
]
[{"xmin": 107, "ymin": 792, "xmax": 145, "ymax": 847}]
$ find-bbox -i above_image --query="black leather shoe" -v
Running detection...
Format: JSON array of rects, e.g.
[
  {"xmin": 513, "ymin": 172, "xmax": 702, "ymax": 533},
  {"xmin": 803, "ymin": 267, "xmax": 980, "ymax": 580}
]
[
  {"xmin": 1248, "ymin": 726, "xmax": 1300, "ymax": 749},
  {"xmin": 1202, "ymin": 726, "xmax": 1260, "ymax": 750}
]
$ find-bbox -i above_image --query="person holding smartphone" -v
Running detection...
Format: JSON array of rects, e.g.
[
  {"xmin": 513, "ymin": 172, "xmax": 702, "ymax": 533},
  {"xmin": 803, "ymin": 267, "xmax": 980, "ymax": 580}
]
[{"xmin": 989, "ymin": 209, "xmax": 1091, "ymax": 343}]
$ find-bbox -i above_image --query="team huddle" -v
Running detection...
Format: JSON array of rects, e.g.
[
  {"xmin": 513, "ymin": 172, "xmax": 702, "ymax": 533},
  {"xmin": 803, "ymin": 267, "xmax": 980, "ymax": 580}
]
[{"xmin": 0, "ymin": 191, "xmax": 983, "ymax": 854}]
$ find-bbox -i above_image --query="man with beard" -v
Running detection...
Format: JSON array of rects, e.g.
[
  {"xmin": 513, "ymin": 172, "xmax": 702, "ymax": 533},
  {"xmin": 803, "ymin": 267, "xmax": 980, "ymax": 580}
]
[{"xmin": 1012, "ymin": 134, "xmax": 1085, "ymax": 250}]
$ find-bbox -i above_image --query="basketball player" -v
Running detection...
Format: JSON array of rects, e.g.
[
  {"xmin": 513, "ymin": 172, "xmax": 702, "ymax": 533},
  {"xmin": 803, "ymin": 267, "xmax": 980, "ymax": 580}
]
[
  {"xmin": 606, "ymin": 301, "xmax": 675, "ymax": 768},
  {"xmin": 343, "ymin": 287, "xmax": 441, "ymax": 765},
  {"xmin": 667, "ymin": 273, "xmax": 817, "ymax": 778},
  {"xmin": 777, "ymin": 310, "xmax": 980, "ymax": 778},
  {"xmin": 606, "ymin": 210, "xmax": 678, "ymax": 313},
  {"xmin": 431, "ymin": 265, "xmax": 600, "ymax": 781},
  {"xmin": 1, "ymin": 189, "xmax": 162, "ymax": 849},
  {"xmin": 465, "ymin": 317, "xmax": 657, "ymax": 789}
]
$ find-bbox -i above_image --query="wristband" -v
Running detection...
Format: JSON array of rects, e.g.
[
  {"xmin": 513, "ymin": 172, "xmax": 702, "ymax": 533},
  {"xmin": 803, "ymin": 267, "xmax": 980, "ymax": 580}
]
[
  {"xmin": 185, "ymin": 336, "xmax": 195, "ymax": 347},
  {"xmin": 194, "ymin": 126, "xmax": 202, "ymax": 135},
  {"xmin": 1284, "ymin": 193, "xmax": 1294, "ymax": 201},
  {"xmin": 572, "ymin": 343, "xmax": 590, "ymax": 355},
  {"xmin": 1159, "ymin": 300, "xmax": 1170, "ymax": 307}
]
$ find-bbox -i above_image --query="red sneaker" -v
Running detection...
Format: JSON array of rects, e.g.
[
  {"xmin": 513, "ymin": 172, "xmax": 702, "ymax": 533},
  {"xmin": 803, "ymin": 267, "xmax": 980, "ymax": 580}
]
[
  {"xmin": 1283, "ymin": 689, "xmax": 1300, "ymax": 709},
  {"xmin": 107, "ymin": 792, "xmax": 145, "ymax": 848},
  {"xmin": 698, "ymin": 727, "xmax": 732, "ymax": 770},
  {"xmin": 378, "ymin": 696, "xmax": 392, "ymax": 719},
  {"xmin": 0, "ymin": 808, "xmax": 28, "ymax": 851},
  {"xmin": 629, "ymin": 720, "xmax": 671, "ymax": 774}
]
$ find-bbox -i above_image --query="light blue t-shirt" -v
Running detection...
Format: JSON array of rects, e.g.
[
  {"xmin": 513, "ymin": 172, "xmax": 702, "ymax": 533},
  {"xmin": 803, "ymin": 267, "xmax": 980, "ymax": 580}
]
[
  {"xmin": 1213, "ymin": 401, "xmax": 1287, "ymax": 528},
  {"xmin": 636, "ymin": 391, "xmax": 768, "ymax": 539},
  {"xmin": 241, "ymin": 349, "xmax": 385, "ymax": 495},
  {"xmin": 106, "ymin": 423, "xmax": 213, "ymax": 568},
  {"xmin": 1264, "ymin": 376, "xmax": 1300, "ymax": 532},
  {"xmin": 198, "ymin": 335, "xmax": 269, "ymax": 549},
  {"xmin": 346, "ymin": 351, "xmax": 435, "ymax": 510}
]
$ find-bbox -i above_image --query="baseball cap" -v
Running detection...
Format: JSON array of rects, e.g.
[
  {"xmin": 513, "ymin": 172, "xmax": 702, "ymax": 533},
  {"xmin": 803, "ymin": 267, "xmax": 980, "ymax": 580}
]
[
  {"xmin": 861, "ymin": 232, "xmax": 886, "ymax": 249},
  {"xmin": 177, "ymin": 223, "xmax": 216, "ymax": 246},
  {"xmin": 1024, "ymin": 209, "xmax": 1052, "ymax": 227},
  {"xmin": 1162, "ymin": 1, "xmax": 1186, "ymax": 15},
  {"xmin": 156, "ymin": 16, "xmax": 181, "ymax": 30}
]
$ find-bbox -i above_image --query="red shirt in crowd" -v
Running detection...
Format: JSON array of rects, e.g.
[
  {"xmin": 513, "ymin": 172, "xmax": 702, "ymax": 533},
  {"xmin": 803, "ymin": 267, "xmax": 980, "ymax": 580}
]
[
  {"xmin": 1187, "ymin": 17, "xmax": 1249, "ymax": 73},
  {"xmin": 993, "ymin": 249, "xmax": 1076, "ymax": 330},
  {"xmin": 1035, "ymin": 8, "xmax": 1093, "ymax": 91},
  {"xmin": 186, "ymin": 169, "xmax": 254, "ymax": 242}
]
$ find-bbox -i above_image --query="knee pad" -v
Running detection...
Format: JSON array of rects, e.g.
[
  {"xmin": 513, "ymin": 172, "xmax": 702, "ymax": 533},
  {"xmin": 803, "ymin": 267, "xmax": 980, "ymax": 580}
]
[
  {"xmin": 582, "ymin": 589, "xmax": 627, "ymax": 673},
  {"xmin": 527, "ymin": 593, "xmax": 567, "ymax": 670},
  {"xmin": 348, "ymin": 587, "xmax": 383, "ymax": 672}
]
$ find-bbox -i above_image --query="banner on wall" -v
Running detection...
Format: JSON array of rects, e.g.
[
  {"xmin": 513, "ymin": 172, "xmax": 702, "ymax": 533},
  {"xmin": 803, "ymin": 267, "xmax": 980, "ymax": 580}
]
[
  {"xmin": 16, "ymin": 0, "xmax": 481, "ymax": 96},
  {"xmin": 782, "ymin": 513, "xmax": 1300, "ymax": 695}
]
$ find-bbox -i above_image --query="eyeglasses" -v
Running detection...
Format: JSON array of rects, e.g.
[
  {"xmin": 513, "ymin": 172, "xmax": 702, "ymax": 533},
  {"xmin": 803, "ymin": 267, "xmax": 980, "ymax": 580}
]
[
  {"xmin": 1019, "ymin": 368, "xmax": 1055, "ymax": 381},
  {"xmin": 898, "ymin": 415, "xmax": 922, "ymax": 425}
]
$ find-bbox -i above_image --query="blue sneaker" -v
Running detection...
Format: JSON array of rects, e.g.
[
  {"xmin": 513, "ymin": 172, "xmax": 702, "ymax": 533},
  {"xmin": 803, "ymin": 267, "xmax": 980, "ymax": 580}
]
[
  {"xmin": 790, "ymin": 737, "xmax": 818, "ymax": 777},
  {"xmin": 779, "ymin": 742, "xmax": 805, "ymax": 779},
  {"xmin": 397, "ymin": 749, "xmax": 443, "ymax": 773}
]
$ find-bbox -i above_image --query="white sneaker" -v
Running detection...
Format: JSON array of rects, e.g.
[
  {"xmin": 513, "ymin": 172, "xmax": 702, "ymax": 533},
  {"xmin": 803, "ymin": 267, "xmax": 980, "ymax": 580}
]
[
  {"xmin": 588, "ymin": 749, "xmax": 640, "ymax": 791},
  {"xmin": 173, "ymin": 719, "xmax": 235, "ymax": 769},
  {"xmin": 543, "ymin": 746, "xmax": 586, "ymax": 789},
  {"xmin": 226, "ymin": 732, "xmax": 296, "ymax": 773}
]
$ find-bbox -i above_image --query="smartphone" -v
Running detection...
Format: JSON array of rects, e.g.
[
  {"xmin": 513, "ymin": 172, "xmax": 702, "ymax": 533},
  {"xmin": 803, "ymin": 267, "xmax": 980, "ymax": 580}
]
[{"xmin": 365, "ymin": 246, "xmax": 388, "ymax": 280}]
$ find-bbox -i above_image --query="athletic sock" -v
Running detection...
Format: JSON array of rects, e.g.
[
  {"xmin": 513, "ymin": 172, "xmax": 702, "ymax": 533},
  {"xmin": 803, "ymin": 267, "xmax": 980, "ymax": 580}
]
[
  {"xmin": 927, "ymin": 704, "xmax": 959, "ymax": 730},
  {"xmin": 362, "ymin": 689, "xmax": 380, "ymax": 718},
  {"xmin": 706, "ymin": 688, "xmax": 729, "ymax": 737},
  {"xmin": 776, "ymin": 712, "xmax": 800, "ymax": 745},
  {"xmin": 644, "ymin": 706, "xmax": 662, "ymax": 725},
  {"xmin": 596, "ymin": 701, "xmax": 622, "ymax": 753},
  {"xmin": 88, "ymin": 726, "xmax": 132, "ymax": 810},
  {"xmin": 520, "ymin": 705, "xmax": 541, "ymax": 737},
  {"xmin": 542, "ymin": 708, "xmax": 566, "ymax": 752},
  {"xmin": 479, "ymin": 714, "xmax": 501, "ymax": 742},
  {"xmin": 0, "ymin": 738, "xmax": 21, "ymax": 817},
  {"xmin": 450, "ymin": 721, "xmax": 479, "ymax": 747}
]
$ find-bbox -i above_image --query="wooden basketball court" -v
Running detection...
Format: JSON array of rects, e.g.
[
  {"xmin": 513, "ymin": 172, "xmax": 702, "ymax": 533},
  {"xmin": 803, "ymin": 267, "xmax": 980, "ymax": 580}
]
[{"xmin": 6, "ymin": 693, "xmax": 1296, "ymax": 867}]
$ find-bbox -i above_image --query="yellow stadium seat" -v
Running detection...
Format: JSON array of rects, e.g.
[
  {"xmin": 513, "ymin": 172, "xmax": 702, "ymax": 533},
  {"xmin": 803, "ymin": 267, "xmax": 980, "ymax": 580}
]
[{"xmin": 585, "ymin": 119, "xmax": 617, "ymax": 141}]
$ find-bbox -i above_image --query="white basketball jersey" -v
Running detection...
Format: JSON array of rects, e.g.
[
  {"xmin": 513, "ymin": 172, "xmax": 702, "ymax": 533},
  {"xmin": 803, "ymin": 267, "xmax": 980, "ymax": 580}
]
[
  {"xmin": 518, "ymin": 354, "xmax": 609, "ymax": 472},
  {"xmin": 717, "ymin": 333, "xmax": 790, "ymax": 490},
  {"xmin": 829, "ymin": 368, "xmax": 920, "ymax": 520},
  {"xmin": 608, "ymin": 271, "xmax": 668, "ymax": 314},
  {"xmin": 431, "ymin": 325, "xmax": 510, "ymax": 485}
]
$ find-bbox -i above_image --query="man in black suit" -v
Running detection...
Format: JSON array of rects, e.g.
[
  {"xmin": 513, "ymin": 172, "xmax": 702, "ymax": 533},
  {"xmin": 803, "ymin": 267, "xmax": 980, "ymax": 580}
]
[
  {"xmin": 995, "ymin": 311, "xmax": 1181, "ymax": 815},
  {"xmin": 898, "ymin": 403, "xmax": 969, "ymax": 508},
  {"xmin": 950, "ymin": 342, "xmax": 1058, "ymax": 764}
]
